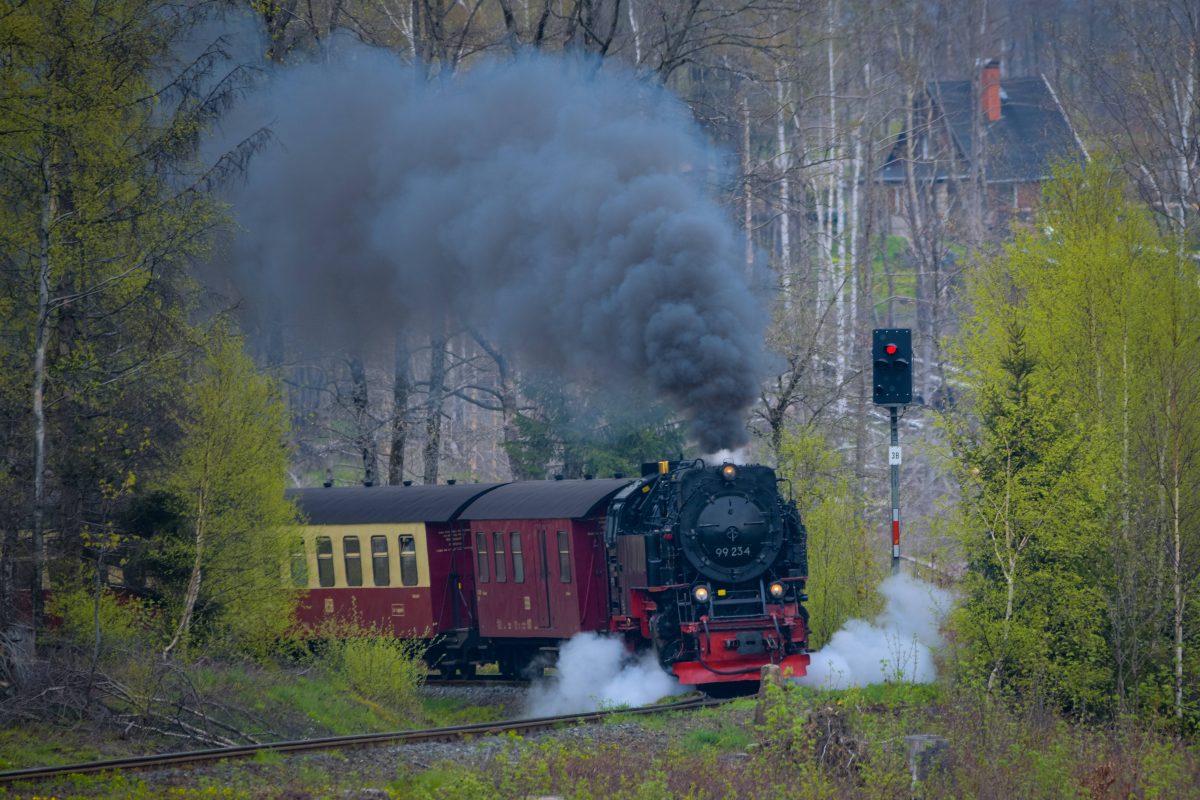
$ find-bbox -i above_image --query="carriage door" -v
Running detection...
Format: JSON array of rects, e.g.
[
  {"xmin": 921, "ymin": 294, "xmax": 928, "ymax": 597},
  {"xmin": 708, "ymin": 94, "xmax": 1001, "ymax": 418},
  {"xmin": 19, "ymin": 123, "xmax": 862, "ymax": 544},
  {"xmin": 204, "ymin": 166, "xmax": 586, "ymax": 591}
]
[{"xmin": 536, "ymin": 528, "xmax": 553, "ymax": 628}]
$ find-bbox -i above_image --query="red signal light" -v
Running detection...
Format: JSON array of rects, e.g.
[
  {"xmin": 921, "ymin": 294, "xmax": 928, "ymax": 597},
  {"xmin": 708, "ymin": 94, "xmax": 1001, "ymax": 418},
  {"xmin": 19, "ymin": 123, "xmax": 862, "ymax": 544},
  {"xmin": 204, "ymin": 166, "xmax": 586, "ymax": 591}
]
[{"xmin": 885, "ymin": 343, "xmax": 898, "ymax": 355}]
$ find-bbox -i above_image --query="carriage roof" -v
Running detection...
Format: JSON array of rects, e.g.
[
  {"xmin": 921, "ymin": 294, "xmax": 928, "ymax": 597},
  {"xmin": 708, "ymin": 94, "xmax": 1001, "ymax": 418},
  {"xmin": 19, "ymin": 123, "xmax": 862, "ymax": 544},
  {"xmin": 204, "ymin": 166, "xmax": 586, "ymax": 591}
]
[
  {"xmin": 288, "ymin": 483, "xmax": 505, "ymax": 525},
  {"xmin": 457, "ymin": 479, "xmax": 631, "ymax": 521}
]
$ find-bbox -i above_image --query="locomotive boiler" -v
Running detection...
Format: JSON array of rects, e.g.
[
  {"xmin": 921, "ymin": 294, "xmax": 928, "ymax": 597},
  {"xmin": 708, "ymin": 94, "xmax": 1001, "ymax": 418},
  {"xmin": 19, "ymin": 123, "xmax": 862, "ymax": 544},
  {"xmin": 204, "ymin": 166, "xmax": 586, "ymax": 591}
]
[{"xmin": 605, "ymin": 460, "xmax": 811, "ymax": 685}]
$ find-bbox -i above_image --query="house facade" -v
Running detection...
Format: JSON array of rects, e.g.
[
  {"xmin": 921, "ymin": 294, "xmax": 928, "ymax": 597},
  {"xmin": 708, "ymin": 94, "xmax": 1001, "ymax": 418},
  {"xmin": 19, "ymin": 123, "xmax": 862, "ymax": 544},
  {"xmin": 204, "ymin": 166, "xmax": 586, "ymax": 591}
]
[{"xmin": 880, "ymin": 60, "xmax": 1088, "ymax": 237}]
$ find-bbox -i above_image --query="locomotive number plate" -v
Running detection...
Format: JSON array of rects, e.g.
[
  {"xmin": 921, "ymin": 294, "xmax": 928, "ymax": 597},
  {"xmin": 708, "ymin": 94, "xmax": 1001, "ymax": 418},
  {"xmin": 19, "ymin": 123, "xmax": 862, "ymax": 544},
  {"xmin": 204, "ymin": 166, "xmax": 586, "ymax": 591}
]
[{"xmin": 391, "ymin": 604, "xmax": 406, "ymax": 617}]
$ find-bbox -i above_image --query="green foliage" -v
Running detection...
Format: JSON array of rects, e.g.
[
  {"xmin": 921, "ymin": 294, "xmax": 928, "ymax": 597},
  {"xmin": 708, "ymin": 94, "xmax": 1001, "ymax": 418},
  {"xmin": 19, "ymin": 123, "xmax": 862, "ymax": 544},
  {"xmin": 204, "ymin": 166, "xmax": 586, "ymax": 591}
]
[
  {"xmin": 0, "ymin": 725, "xmax": 102, "ymax": 770},
  {"xmin": 504, "ymin": 376, "xmax": 687, "ymax": 479},
  {"xmin": 329, "ymin": 632, "xmax": 429, "ymax": 714},
  {"xmin": 778, "ymin": 429, "xmax": 882, "ymax": 646},
  {"xmin": 0, "ymin": 0, "xmax": 232, "ymax": 622},
  {"xmin": 679, "ymin": 723, "xmax": 754, "ymax": 755},
  {"xmin": 157, "ymin": 330, "xmax": 300, "ymax": 656},
  {"xmin": 947, "ymin": 321, "xmax": 1110, "ymax": 712},
  {"xmin": 46, "ymin": 584, "xmax": 153, "ymax": 655},
  {"xmin": 9, "ymin": 686, "xmax": 1200, "ymax": 799},
  {"xmin": 390, "ymin": 766, "xmax": 497, "ymax": 800},
  {"xmin": 949, "ymin": 160, "xmax": 1200, "ymax": 722}
]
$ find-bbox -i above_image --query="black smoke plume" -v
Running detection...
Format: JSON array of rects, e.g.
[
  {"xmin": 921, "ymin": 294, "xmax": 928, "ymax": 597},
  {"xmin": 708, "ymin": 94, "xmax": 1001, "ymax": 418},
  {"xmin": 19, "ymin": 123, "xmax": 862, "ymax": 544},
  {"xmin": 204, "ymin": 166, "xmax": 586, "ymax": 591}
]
[{"xmin": 223, "ymin": 47, "xmax": 766, "ymax": 451}]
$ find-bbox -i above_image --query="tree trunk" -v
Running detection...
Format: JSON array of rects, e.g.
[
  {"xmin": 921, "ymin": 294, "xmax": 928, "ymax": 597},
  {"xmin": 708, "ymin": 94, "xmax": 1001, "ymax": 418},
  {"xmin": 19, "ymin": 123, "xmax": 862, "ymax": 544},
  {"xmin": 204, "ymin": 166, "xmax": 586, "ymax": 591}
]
[
  {"xmin": 468, "ymin": 330, "xmax": 523, "ymax": 479},
  {"xmin": 388, "ymin": 333, "xmax": 413, "ymax": 485},
  {"xmin": 348, "ymin": 354, "xmax": 377, "ymax": 486},
  {"xmin": 0, "ymin": 527, "xmax": 16, "ymax": 632},
  {"xmin": 423, "ymin": 327, "xmax": 448, "ymax": 485},
  {"xmin": 988, "ymin": 552, "xmax": 1017, "ymax": 695},
  {"xmin": 775, "ymin": 68, "xmax": 791, "ymax": 304},
  {"xmin": 163, "ymin": 491, "xmax": 206, "ymax": 659},
  {"xmin": 1171, "ymin": 381, "xmax": 1184, "ymax": 723},
  {"xmin": 31, "ymin": 153, "xmax": 55, "ymax": 639},
  {"xmin": 741, "ymin": 95, "xmax": 753, "ymax": 279}
]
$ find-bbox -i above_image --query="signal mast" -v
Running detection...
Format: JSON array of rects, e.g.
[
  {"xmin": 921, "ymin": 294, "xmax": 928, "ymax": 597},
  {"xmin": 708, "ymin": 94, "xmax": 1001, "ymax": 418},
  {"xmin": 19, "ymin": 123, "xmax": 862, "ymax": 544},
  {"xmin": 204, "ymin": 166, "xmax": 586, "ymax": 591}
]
[{"xmin": 872, "ymin": 329, "xmax": 912, "ymax": 576}]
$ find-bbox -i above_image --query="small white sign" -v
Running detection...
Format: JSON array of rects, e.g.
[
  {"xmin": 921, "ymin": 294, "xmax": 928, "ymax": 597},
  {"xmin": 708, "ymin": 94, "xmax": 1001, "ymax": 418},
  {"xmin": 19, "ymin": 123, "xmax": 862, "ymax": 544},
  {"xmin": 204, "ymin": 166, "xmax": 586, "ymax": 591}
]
[{"xmin": 888, "ymin": 446, "xmax": 902, "ymax": 465}]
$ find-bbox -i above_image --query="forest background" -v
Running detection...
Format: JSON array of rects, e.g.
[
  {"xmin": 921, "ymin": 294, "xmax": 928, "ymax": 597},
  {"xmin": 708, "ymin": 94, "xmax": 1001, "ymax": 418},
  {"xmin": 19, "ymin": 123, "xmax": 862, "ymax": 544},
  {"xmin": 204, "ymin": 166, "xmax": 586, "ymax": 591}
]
[{"xmin": 1, "ymin": 0, "xmax": 1198, "ymax": 734}]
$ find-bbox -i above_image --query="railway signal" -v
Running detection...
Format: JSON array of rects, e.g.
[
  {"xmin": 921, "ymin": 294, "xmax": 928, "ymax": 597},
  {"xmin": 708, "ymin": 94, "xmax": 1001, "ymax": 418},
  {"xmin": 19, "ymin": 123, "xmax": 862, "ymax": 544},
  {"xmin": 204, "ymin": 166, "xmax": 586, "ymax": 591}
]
[
  {"xmin": 872, "ymin": 328, "xmax": 912, "ymax": 576},
  {"xmin": 872, "ymin": 329, "xmax": 912, "ymax": 406}
]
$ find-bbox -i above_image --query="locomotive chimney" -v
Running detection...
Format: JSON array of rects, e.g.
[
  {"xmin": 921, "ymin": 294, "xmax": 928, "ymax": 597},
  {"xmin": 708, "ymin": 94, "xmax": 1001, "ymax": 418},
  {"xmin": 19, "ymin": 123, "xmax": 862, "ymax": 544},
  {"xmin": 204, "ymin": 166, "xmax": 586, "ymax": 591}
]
[
  {"xmin": 323, "ymin": 468, "xmax": 333, "ymax": 488},
  {"xmin": 403, "ymin": 480, "xmax": 413, "ymax": 487},
  {"xmin": 447, "ymin": 479, "xmax": 456, "ymax": 485},
  {"xmin": 981, "ymin": 59, "xmax": 1001, "ymax": 123}
]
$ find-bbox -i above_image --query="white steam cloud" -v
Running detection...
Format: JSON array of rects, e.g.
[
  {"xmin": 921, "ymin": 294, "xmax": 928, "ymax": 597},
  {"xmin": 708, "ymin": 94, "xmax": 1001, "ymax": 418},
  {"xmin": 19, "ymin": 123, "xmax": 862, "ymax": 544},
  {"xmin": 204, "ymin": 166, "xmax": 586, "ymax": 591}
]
[
  {"xmin": 525, "ymin": 632, "xmax": 684, "ymax": 717},
  {"xmin": 797, "ymin": 574, "xmax": 952, "ymax": 690}
]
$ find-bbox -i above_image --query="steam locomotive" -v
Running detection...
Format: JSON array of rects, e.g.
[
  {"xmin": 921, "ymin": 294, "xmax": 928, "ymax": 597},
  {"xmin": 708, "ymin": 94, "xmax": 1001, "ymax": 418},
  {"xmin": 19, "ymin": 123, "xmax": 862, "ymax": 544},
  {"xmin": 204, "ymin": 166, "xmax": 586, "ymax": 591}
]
[
  {"xmin": 606, "ymin": 460, "xmax": 810, "ymax": 684},
  {"xmin": 288, "ymin": 460, "xmax": 810, "ymax": 688}
]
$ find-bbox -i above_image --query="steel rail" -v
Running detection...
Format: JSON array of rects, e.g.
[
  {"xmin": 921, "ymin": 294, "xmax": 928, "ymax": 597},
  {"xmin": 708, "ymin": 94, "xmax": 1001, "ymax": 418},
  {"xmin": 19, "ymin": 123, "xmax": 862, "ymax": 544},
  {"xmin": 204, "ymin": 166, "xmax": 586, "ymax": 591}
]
[
  {"xmin": 425, "ymin": 676, "xmax": 531, "ymax": 688},
  {"xmin": 0, "ymin": 695, "xmax": 723, "ymax": 786}
]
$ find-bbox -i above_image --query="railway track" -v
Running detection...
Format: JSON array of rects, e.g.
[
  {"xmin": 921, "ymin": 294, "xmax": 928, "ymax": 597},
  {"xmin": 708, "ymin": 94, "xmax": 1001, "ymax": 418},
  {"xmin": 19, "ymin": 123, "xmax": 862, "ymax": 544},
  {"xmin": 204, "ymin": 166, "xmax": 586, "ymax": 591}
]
[
  {"xmin": 425, "ymin": 674, "xmax": 530, "ymax": 688},
  {"xmin": 0, "ymin": 695, "xmax": 724, "ymax": 787}
]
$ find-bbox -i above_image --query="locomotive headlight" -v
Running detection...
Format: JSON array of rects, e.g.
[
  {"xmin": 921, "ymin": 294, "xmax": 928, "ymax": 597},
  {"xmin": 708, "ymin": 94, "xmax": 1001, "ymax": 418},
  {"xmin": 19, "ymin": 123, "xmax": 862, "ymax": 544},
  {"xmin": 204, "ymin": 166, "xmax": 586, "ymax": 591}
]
[
  {"xmin": 693, "ymin": 584, "xmax": 711, "ymax": 604},
  {"xmin": 768, "ymin": 581, "xmax": 786, "ymax": 599},
  {"xmin": 720, "ymin": 463, "xmax": 737, "ymax": 481}
]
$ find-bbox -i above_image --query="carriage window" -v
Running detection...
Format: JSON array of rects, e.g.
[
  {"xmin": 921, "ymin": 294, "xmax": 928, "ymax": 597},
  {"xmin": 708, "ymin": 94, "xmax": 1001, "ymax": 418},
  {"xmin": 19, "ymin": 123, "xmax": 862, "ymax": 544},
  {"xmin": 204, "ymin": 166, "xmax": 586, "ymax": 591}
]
[
  {"xmin": 557, "ymin": 530, "xmax": 571, "ymax": 583},
  {"xmin": 493, "ymin": 531, "xmax": 507, "ymax": 583},
  {"xmin": 399, "ymin": 535, "xmax": 418, "ymax": 586},
  {"xmin": 290, "ymin": 537, "xmax": 309, "ymax": 587},
  {"xmin": 371, "ymin": 535, "xmax": 390, "ymax": 586},
  {"xmin": 315, "ymin": 536, "xmax": 335, "ymax": 587},
  {"xmin": 475, "ymin": 532, "xmax": 488, "ymax": 582},
  {"xmin": 510, "ymin": 532, "xmax": 524, "ymax": 583},
  {"xmin": 343, "ymin": 536, "xmax": 363, "ymax": 587}
]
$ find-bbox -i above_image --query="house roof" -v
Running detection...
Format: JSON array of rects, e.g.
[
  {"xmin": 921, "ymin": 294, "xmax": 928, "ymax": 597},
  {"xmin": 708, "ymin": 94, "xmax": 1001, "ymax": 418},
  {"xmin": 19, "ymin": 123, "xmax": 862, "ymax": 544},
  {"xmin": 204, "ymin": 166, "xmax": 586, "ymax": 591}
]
[
  {"xmin": 288, "ymin": 483, "xmax": 506, "ymax": 525},
  {"xmin": 880, "ymin": 74, "xmax": 1085, "ymax": 184},
  {"xmin": 458, "ymin": 479, "xmax": 631, "ymax": 521}
]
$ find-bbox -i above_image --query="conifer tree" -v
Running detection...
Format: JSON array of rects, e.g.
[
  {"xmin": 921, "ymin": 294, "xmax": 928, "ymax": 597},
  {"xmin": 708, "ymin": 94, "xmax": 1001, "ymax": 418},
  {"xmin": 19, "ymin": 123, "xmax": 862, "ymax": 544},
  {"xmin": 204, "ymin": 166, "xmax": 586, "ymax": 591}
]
[{"xmin": 0, "ymin": 1, "xmax": 252, "ymax": 635}]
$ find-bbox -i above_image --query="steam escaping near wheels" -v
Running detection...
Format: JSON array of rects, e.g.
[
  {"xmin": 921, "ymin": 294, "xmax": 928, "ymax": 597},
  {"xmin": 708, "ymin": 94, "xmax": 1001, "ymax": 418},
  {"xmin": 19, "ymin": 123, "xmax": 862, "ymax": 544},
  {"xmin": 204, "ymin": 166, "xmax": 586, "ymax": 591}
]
[
  {"xmin": 523, "ymin": 633, "xmax": 685, "ymax": 717},
  {"xmin": 796, "ymin": 574, "xmax": 952, "ymax": 690}
]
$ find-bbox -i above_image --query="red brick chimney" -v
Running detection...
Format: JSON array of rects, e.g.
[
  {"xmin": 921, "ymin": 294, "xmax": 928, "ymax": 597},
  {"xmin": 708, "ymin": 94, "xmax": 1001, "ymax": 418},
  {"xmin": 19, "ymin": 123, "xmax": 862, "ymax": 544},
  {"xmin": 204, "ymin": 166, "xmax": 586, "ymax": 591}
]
[{"xmin": 981, "ymin": 59, "xmax": 1001, "ymax": 122}]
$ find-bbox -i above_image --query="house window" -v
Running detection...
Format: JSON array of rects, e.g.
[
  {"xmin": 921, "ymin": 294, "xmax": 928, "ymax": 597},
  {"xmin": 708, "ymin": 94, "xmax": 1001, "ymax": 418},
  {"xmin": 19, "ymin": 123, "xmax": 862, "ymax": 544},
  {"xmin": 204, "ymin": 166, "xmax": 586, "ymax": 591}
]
[
  {"xmin": 557, "ymin": 530, "xmax": 571, "ymax": 583},
  {"xmin": 290, "ymin": 537, "xmax": 309, "ymax": 588},
  {"xmin": 315, "ymin": 536, "xmax": 335, "ymax": 588},
  {"xmin": 475, "ymin": 532, "xmax": 488, "ymax": 582},
  {"xmin": 371, "ymin": 535, "xmax": 390, "ymax": 586},
  {"xmin": 343, "ymin": 536, "xmax": 363, "ymax": 587},
  {"xmin": 493, "ymin": 531, "xmax": 507, "ymax": 583},
  {"xmin": 510, "ymin": 532, "xmax": 524, "ymax": 583},
  {"xmin": 399, "ymin": 535, "xmax": 418, "ymax": 586}
]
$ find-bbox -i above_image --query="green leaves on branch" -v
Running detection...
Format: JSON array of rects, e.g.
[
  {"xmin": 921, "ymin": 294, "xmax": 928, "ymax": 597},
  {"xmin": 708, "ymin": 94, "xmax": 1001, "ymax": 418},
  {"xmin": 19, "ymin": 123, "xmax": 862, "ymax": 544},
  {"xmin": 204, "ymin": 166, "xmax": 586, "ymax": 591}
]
[
  {"xmin": 778, "ymin": 429, "xmax": 881, "ymax": 647},
  {"xmin": 949, "ymin": 160, "xmax": 1200, "ymax": 722},
  {"xmin": 158, "ymin": 330, "xmax": 300, "ymax": 657}
]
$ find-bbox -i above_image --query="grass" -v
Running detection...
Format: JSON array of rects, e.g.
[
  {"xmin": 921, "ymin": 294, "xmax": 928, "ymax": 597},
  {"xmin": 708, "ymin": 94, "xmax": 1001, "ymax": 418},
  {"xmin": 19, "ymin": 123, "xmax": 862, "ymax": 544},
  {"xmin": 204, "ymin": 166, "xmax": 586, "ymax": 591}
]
[
  {"xmin": 387, "ymin": 683, "xmax": 1200, "ymax": 800},
  {"xmin": 0, "ymin": 725, "xmax": 104, "ymax": 771},
  {"xmin": 679, "ymin": 722, "xmax": 754, "ymax": 755},
  {"xmin": 422, "ymin": 696, "xmax": 508, "ymax": 727},
  {"xmin": 8, "ymin": 682, "xmax": 1200, "ymax": 798}
]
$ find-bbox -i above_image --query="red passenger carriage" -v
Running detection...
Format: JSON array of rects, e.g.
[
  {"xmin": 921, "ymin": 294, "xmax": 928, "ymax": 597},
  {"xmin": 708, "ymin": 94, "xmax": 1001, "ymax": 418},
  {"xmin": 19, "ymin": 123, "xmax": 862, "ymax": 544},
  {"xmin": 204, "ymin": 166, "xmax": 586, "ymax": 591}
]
[{"xmin": 289, "ymin": 463, "xmax": 810, "ymax": 688}]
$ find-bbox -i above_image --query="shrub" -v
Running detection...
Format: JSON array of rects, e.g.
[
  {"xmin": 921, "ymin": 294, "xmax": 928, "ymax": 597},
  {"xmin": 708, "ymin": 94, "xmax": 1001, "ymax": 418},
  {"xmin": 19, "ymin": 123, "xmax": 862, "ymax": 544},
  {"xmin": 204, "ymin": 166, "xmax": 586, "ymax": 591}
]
[
  {"xmin": 47, "ymin": 584, "xmax": 154, "ymax": 657},
  {"xmin": 303, "ymin": 622, "xmax": 430, "ymax": 716}
]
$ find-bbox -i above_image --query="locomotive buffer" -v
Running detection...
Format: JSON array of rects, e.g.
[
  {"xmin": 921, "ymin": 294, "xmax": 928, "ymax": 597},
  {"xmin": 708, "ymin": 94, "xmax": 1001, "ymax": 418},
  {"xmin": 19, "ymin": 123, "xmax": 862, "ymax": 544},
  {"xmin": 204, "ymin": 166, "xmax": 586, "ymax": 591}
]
[{"xmin": 872, "ymin": 329, "xmax": 912, "ymax": 576}]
